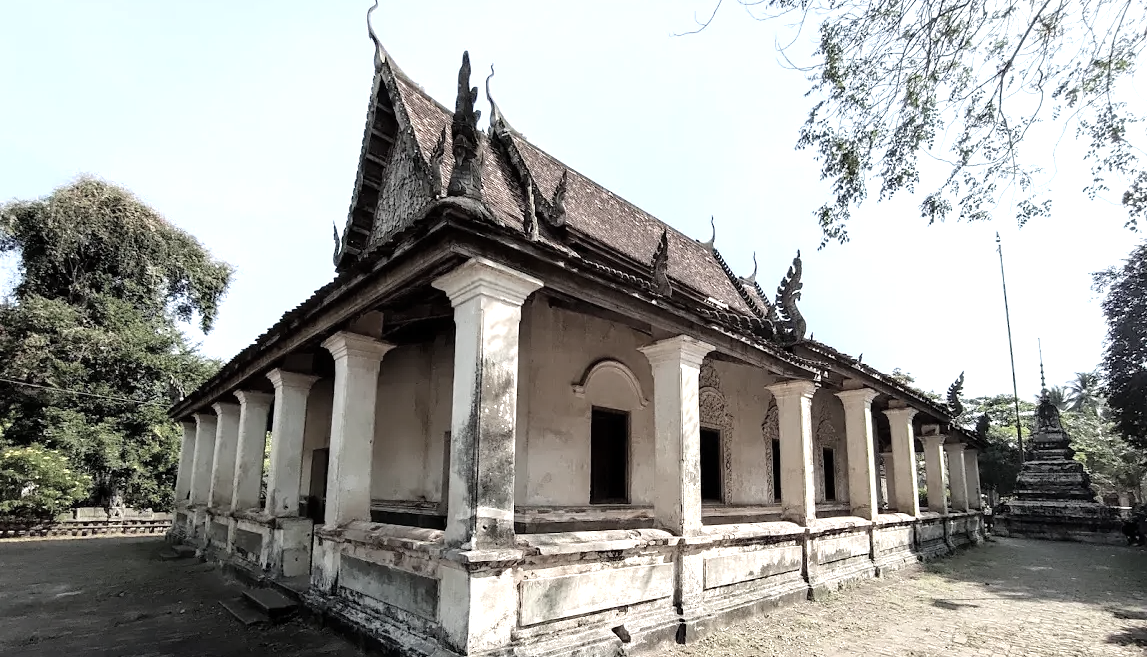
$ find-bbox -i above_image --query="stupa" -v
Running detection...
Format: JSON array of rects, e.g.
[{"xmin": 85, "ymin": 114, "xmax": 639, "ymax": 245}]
[{"xmin": 995, "ymin": 384, "xmax": 1122, "ymax": 544}]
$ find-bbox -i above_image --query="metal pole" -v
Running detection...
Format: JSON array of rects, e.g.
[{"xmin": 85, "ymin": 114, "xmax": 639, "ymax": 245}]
[{"xmin": 996, "ymin": 233, "xmax": 1025, "ymax": 463}]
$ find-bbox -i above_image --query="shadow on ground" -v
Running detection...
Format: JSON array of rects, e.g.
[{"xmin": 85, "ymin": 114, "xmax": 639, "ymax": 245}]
[
  {"xmin": 924, "ymin": 536, "xmax": 1147, "ymax": 649},
  {"xmin": 0, "ymin": 537, "xmax": 359, "ymax": 657}
]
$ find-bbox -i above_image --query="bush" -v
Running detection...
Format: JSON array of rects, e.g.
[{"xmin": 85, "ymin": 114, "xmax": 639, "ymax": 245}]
[{"xmin": 0, "ymin": 444, "xmax": 91, "ymax": 520}]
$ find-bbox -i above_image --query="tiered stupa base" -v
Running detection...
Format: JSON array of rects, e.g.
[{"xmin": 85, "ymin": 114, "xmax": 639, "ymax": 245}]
[{"xmin": 995, "ymin": 396, "xmax": 1123, "ymax": 544}]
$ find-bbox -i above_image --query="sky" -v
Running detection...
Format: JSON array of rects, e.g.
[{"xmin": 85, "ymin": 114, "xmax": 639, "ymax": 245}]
[{"xmin": 0, "ymin": 1, "xmax": 1142, "ymax": 400}]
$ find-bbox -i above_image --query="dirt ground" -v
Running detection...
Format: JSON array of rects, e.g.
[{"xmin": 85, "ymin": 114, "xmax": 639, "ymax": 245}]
[
  {"xmin": 2, "ymin": 535, "xmax": 1146, "ymax": 656},
  {"xmin": 0, "ymin": 536, "xmax": 359, "ymax": 657},
  {"xmin": 673, "ymin": 536, "xmax": 1147, "ymax": 657}
]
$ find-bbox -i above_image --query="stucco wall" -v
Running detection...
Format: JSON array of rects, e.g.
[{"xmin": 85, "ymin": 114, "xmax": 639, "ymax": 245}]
[
  {"xmin": 370, "ymin": 334, "xmax": 453, "ymax": 502},
  {"xmin": 300, "ymin": 377, "xmax": 334, "ymax": 497}
]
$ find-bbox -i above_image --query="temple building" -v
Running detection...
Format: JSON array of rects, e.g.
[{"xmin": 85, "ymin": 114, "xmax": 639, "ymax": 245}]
[
  {"xmin": 167, "ymin": 10, "xmax": 987, "ymax": 657},
  {"xmin": 995, "ymin": 384, "xmax": 1122, "ymax": 544}
]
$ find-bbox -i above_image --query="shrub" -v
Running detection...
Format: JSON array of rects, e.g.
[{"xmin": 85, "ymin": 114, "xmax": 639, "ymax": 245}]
[{"xmin": 0, "ymin": 444, "xmax": 91, "ymax": 520}]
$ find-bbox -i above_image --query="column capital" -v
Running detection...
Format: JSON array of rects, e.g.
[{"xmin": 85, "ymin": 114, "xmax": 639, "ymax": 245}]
[
  {"xmin": 193, "ymin": 412, "xmax": 217, "ymax": 428},
  {"xmin": 835, "ymin": 387, "xmax": 879, "ymax": 407},
  {"xmin": 765, "ymin": 379, "xmax": 818, "ymax": 401},
  {"xmin": 321, "ymin": 331, "xmax": 395, "ymax": 363},
  {"xmin": 211, "ymin": 401, "xmax": 241, "ymax": 418},
  {"xmin": 943, "ymin": 441, "xmax": 967, "ymax": 454},
  {"xmin": 181, "ymin": 419, "xmax": 197, "ymax": 431},
  {"xmin": 234, "ymin": 390, "xmax": 273, "ymax": 407},
  {"xmin": 964, "ymin": 446, "xmax": 980, "ymax": 456},
  {"xmin": 637, "ymin": 335, "xmax": 715, "ymax": 368},
  {"xmin": 923, "ymin": 433, "xmax": 947, "ymax": 448},
  {"xmin": 432, "ymin": 257, "xmax": 543, "ymax": 308},
  {"xmin": 882, "ymin": 406, "xmax": 919, "ymax": 422},
  {"xmin": 266, "ymin": 368, "xmax": 320, "ymax": 392}
]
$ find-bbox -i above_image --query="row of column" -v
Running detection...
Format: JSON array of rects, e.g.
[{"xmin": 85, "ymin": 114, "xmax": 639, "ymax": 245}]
[
  {"xmin": 174, "ymin": 255, "xmax": 985, "ymax": 546},
  {"xmin": 636, "ymin": 340, "xmax": 982, "ymax": 533}
]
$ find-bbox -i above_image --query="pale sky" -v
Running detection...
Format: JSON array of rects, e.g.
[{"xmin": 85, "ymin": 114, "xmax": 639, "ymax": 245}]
[{"xmin": 1, "ymin": 1, "xmax": 1141, "ymax": 399}]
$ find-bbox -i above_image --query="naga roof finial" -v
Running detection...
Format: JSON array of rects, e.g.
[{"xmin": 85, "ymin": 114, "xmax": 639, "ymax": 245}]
[
  {"xmin": 446, "ymin": 51, "xmax": 484, "ymax": 200},
  {"xmin": 774, "ymin": 250, "xmax": 806, "ymax": 343},
  {"xmin": 746, "ymin": 251, "xmax": 758, "ymax": 283},
  {"xmin": 332, "ymin": 222, "xmax": 343, "ymax": 267},
  {"xmin": 651, "ymin": 229, "xmax": 672, "ymax": 297},
  {"xmin": 485, "ymin": 64, "xmax": 512, "ymax": 137},
  {"xmin": 366, "ymin": 0, "xmax": 383, "ymax": 69},
  {"xmin": 947, "ymin": 371, "xmax": 965, "ymax": 418},
  {"xmin": 701, "ymin": 216, "xmax": 716, "ymax": 252}
]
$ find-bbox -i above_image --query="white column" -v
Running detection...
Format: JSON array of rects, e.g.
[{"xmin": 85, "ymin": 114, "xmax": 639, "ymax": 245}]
[
  {"xmin": 209, "ymin": 402, "xmax": 241, "ymax": 509},
  {"xmin": 433, "ymin": 257, "xmax": 542, "ymax": 549},
  {"xmin": 836, "ymin": 388, "xmax": 880, "ymax": 521},
  {"xmin": 638, "ymin": 336, "xmax": 715, "ymax": 536},
  {"xmin": 766, "ymin": 380, "xmax": 818, "ymax": 526},
  {"xmin": 880, "ymin": 450, "xmax": 896, "ymax": 511},
  {"xmin": 964, "ymin": 448, "xmax": 983, "ymax": 509},
  {"xmin": 922, "ymin": 433, "xmax": 948, "ymax": 515},
  {"xmin": 945, "ymin": 442, "xmax": 969, "ymax": 512},
  {"xmin": 174, "ymin": 421, "xmax": 197, "ymax": 505},
  {"xmin": 321, "ymin": 331, "xmax": 393, "ymax": 528},
  {"xmin": 189, "ymin": 413, "xmax": 217, "ymax": 506},
  {"xmin": 882, "ymin": 407, "xmax": 919, "ymax": 516},
  {"xmin": 264, "ymin": 369, "xmax": 320, "ymax": 517},
  {"xmin": 231, "ymin": 390, "xmax": 273, "ymax": 512}
]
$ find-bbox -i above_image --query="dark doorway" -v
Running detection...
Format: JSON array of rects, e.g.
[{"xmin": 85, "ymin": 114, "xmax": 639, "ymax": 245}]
[
  {"xmin": 590, "ymin": 408, "xmax": 629, "ymax": 504},
  {"xmin": 305, "ymin": 447, "xmax": 329, "ymax": 523},
  {"xmin": 823, "ymin": 448, "xmax": 837, "ymax": 502},
  {"xmin": 772, "ymin": 439, "xmax": 782, "ymax": 502},
  {"xmin": 700, "ymin": 428, "xmax": 723, "ymax": 502}
]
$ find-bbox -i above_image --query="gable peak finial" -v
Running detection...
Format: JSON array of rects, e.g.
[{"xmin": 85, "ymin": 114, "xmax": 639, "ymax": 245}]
[
  {"xmin": 947, "ymin": 371, "xmax": 965, "ymax": 417},
  {"xmin": 447, "ymin": 51, "xmax": 484, "ymax": 200},
  {"xmin": 332, "ymin": 222, "xmax": 343, "ymax": 267},
  {"xmin": 485, "ymin": 64, "xmax": 512, "ymax": 136},
  {"xmin": 366, "ymin": 0, "xmax": 383, "ymax": 69},
  {"xmin": 701, "ymin": 216, "xmax": 716, "ymax": 252},
  {"xmin": 651, "ymin": 229, "xmax": 672, "ymax": 297},
  {"xmin": 746, "ymin": 251, "xmax": 758, "ymax": 283}
]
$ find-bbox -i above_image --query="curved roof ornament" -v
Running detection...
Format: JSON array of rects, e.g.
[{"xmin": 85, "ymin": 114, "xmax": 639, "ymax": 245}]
[
  {"xmin": 745, "ymin": 251, "xmax": 758, "ymax": 283},
  {"xmin": 947, "ymin": 371, "xmax": 965, "ymax": 418},
  {"xmin": 366, "ymin": 0, "xmax": 384, "ymax": 69},
  {"xmin": 700, "ymin": 216, "xmax": 716, "ymax": 252},
  {"xmin": 485, "ymin": 64, "xmax": 512, "ymax": 136}
]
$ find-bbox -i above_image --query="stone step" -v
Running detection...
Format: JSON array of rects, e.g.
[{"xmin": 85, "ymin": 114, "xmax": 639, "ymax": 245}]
[
  {"xmin": 159, "ymin": 544, "xmax": 197, "ymax": 561},
  {"xmin": 220, "ymin": 598, "xmax": 267, "ymax": 626},
  {"xmin": 241, "ymin": 587, "xmax": 298, "ymax": 621}
]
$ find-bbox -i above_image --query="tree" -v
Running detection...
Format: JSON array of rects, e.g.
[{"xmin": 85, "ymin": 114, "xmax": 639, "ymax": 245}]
[
  {"xmin": 963, "ymin": 394, "xmax": 1031, "ymax": 497},
  {"xmin": 1067, "ymin": 371, "xmax": 1104, "ymax": 415},
  {"xmin": 0, "ymin": 178, "xmax": 231, "ymax": 510},
  {"xmin": 1095, "ymin": 241, "xmax": 1147, "ymax": 450},
  {"xmin": 686, "ymin": 0, "xmax": 1146, "ymax": 245},
  {"xmin": 0, "ymin": 445, "xmax": 92, "ymax": 521},
  {"xmin": 1043, "ymin": 386, "xmax": 1071, "ymax": 413}
]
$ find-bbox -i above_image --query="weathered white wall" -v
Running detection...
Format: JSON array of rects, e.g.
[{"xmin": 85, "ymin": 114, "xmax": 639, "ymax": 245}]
[
  {"xmin": 300, "ymin": 377, "xmax": 334, "ymax": 497},
  {"xmin": 812, "ymin": 388, "xmax": 849, "ymax": 504},
  {"xmin": 518, "ymin": 300, "xmax": 656, "ymax": 506},
  {"xmin": 370, "ymin": 334, "xmax": 452, "ymax": 502},
  {"xmin": 703, "ymin": 359, "xmax": 780, "ymax": 505}
]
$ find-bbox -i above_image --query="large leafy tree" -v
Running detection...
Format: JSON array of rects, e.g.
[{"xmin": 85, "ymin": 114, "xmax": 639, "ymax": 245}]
[
  {"xmin": 688, "ymin": 0, "xmax": 1146, "ymax": 245},
  {"xmin": 1095, "ymin": 241, "xmax": 1147, "ymax": 451},
  {"xmin": 0, "ymin": 178, "xmax": 231, "ymax": 511}
]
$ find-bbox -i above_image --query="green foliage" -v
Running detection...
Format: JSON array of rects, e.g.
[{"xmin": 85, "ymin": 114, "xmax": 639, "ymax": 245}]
[
  {"xmin": 704, "ymin": 0, "xmax": 1147, "ymax": 245},
  {"xmin": 0, "ymin": 178, "xmax": 230, "ymax": 511},
  {"xmin": 963, "ymin": 394, "xmax": 1031, "ymax": 495},
  {"xmin": 1096, "ymin": 241, "xmax": 1147, "ymax": 451},
  {"xmin": 0, "ymin": 445, "xmax": 91, "ymax": 520},
  {"xmin": 1064, "ymin": 410, "xmax": 1144, "ymax": 499}
]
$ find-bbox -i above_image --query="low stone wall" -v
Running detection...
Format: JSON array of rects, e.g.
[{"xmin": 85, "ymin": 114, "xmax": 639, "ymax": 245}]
[
  {"xmin": 0, "ymin": 508, "xmax": 172, "ymax": 539},
  {"xmin": 175, "ymin": 510, "xmax": 984, "ymax": 657}
]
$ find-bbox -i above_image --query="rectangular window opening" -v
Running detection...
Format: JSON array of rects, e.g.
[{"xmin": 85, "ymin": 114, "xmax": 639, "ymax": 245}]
[
  {"xmin": 700, "ymin": 428, "xmax": 722, "ymax": 503},
  {"xmin": 772, "ymin": 439, "xmax": 782, "ymax": 502},
  {"xmin": 823, "ymin": 448, "xmax": 837, "ymax": 502},
  {"xmin": 590, "ymin": 408, "xmax": 629, "ymax": 504}
]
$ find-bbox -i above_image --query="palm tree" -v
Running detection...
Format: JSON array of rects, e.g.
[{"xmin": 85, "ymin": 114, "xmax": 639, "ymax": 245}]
[
  {"xmin": 1067, "ymin": 371, "xmax": 1104, "ymax": 416},
  {"xmin": 1044, "ymin": 386, "xmax": 1072, "ymax": 412}
]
